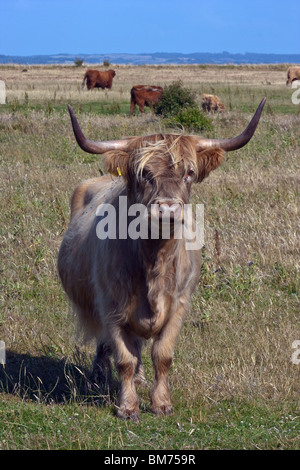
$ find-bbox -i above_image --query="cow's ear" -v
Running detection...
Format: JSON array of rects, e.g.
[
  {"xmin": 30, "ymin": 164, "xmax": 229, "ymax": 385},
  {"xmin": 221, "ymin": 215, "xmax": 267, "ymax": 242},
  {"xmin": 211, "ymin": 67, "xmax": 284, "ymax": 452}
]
[
  {"xmin": 196, "ymin": 147, "xmax": 225, "ymax": 182},
  {"xmin": 103, "ymin": 151, "xmax": 129, "ymax": 178}
]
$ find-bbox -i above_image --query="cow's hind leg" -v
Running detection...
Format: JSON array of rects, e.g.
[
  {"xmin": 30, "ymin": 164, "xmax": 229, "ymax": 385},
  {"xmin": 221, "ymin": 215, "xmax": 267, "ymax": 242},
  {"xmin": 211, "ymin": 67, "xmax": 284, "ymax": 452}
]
[
  {"xmin": 134, "ymin": 338, "xmax": 147, "ymax": 386},
  {"xmin": 129, "ymin": 100, "xmax": 135, "ymax": 115},
  {"xmin": 92, "ymin": 341, "xmax": 112, "ymax": 387}
]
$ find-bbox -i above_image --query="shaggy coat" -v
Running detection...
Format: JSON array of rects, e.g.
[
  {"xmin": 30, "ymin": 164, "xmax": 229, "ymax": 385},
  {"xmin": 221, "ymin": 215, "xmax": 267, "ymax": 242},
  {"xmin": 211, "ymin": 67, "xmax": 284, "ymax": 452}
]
[
  {"xmin": 286, "ymin": 66, "xmax": 300, "ymax": 85},
  {"xmin": 82, "ymin": 69, "xmax": 116, "ymax": 90},
  {"xmin": 130, "ymin": 85, "xmax": 163, "ymax": 115},
  {"xmin": 58, "ymin": 99, "xmax": 265, "ymax": 420},
  {"xmin": 58, "ymin": 135, "xmax": 224, "ymax": 419},
  {"xmin": 202, "ymin": 93, "xmax": 226, "ymax": 113}
]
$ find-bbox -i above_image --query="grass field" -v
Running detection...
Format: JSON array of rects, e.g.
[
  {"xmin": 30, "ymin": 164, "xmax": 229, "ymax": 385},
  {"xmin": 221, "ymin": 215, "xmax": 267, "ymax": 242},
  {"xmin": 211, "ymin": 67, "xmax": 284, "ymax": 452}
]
[{"xmin": 0, "ymin": 64, "xmax": 299, "ymax": 450}]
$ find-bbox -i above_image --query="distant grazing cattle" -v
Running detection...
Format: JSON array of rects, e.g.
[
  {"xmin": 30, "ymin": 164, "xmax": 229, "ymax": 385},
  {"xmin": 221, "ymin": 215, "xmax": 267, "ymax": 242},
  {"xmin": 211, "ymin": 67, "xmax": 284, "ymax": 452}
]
[
  {"xmin": 286, "ymin": 66, "xmax": 300, "ymax": 86},
  {"xmin": 82, "ymin": 69, "xmax": 116, "ymax": 90},
  {"xmin": 202, "ymin": 94, "xmax": 226, "ymax": 113},
  {"xmin": 130, "ymin": 85, "xmax": 163, "ymax": 115},
  {"xmin": 58, "ymin": 98, "xmax": 266, "ymax": 421}
]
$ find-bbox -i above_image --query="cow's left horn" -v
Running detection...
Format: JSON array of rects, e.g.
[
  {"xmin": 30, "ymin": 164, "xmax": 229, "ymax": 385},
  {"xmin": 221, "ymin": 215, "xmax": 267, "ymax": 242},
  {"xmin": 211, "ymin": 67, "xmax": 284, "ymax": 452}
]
[
  {"xmin": 196, "ymin": 97, "xmax": 266, "ymax": 152},
  {"xmin": 68, "ymin": 105, "xmax": 130, "ymax": 154}
]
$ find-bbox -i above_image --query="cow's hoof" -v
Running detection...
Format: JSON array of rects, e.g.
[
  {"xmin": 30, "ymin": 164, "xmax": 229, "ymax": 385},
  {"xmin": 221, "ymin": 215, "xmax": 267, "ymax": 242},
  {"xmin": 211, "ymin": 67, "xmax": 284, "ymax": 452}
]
[
  {"xmin": 116, "ymin": 407, "xmax": 140, "ymax": 422},
  {"xmin": 151, "ymin": 404, "xmax": 173, "ymax": 416}
]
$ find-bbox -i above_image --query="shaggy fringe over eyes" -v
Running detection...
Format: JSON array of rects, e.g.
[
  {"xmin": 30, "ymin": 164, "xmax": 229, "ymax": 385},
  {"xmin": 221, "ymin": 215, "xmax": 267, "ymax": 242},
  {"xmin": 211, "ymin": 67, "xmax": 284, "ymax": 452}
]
[
  {"xmin": 131, "ymin": 135, "xmax": 200, "ymax": 180},
  {"xmin": 102, "ymin": 135, "xmax": 225, "ymax": 181}
]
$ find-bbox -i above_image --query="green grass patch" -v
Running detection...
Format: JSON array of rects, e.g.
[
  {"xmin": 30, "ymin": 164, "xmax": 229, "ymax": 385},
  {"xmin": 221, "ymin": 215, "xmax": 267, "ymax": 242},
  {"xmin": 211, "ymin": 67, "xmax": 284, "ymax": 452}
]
[
  {"xmin": 0, "ymin": 394, "xmax": 298, "ymax": 450},
  {"xmin": 0, "ymin": 100, "xmax": 132, "ymax": 116}
]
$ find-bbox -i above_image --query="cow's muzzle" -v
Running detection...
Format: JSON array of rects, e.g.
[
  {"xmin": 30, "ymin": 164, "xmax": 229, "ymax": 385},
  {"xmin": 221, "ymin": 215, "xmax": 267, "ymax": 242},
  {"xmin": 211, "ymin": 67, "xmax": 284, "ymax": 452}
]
[{"xmin": 150, "ymin": 199, "xmax": 184, "ymax": 223}]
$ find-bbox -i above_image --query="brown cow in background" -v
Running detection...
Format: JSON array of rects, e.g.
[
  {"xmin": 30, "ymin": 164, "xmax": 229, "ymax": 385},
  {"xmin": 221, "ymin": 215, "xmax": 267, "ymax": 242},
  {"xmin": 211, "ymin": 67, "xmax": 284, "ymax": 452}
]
[
  {"xmin": 130, "ymin": 85, "xmax": 163, "ymax": 115},
  {"xmin": 82, "ymin": 69, "xmax": 116, "ymax": 90},
  {"xmin": 58, "ymin": 98, "xmax": 266, "ymax": 421},
  {"xmin": 286, "ymin": 66, "xmax": 300, "ymax": 86},
  {"xmin": 202, "ymin": 93, "xmax": 226, "ymax": 113}
]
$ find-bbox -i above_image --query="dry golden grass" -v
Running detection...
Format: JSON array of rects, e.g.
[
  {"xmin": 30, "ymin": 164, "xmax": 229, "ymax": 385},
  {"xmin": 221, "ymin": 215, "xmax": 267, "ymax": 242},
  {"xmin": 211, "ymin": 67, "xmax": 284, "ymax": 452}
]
[
  {"xmin": 0, "ymin": 63, "xmax": 290, "ymax": 106},
  {"xmin": 0, "ymin": 64, "xmax": 299, "ymax": 449}
]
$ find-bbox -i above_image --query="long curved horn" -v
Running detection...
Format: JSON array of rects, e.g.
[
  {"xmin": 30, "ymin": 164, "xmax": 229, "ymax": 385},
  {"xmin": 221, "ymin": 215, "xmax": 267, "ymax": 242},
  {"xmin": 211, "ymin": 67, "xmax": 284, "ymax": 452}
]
[
  {"xmin": 197, "ymin": 97, "xmax": 266, "ymax": 152},
  {"xmin": 68, "ymin": 105, "xmax": 130, "ymax": 154}
]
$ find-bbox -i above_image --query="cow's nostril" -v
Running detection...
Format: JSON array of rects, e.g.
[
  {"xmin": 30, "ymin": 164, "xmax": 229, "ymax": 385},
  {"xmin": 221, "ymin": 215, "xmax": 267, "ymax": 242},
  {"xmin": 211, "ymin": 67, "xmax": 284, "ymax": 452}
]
[
  {"xmin": 158, "ymin": 203, "xmax": 171, "ymax": 213},
  {"xmin": 155, "ymin": 201, "xmax": 183, "ymax": 219}
]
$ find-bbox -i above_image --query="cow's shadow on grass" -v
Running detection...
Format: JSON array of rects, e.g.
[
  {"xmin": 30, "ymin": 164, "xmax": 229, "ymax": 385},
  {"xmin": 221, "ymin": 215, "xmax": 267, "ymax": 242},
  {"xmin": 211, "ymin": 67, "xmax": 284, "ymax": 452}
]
[{"xmin": 0, "ymin": 350, "xmax": 117, "ymax": 407}]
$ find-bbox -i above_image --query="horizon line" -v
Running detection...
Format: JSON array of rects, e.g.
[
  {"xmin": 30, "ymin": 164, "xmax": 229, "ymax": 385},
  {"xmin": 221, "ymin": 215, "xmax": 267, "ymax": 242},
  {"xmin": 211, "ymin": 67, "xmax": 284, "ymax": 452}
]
[{"xmin": 1, "ymin": 51, "xmax": 300, "ymax": 57}]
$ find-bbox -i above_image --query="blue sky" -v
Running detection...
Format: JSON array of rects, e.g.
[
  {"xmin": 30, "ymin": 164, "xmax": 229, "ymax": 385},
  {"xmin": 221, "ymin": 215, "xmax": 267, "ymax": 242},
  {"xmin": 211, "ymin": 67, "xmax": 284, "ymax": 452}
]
[{"xmin": 0, "ymin": 0, "xmax": 299, "ymax": 56}]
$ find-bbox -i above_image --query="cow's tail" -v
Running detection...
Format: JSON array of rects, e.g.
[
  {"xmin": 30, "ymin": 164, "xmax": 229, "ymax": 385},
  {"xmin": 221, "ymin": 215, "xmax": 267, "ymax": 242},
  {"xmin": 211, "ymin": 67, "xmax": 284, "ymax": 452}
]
[
  {"xmin": 129, "ymin": 87, "xmax": 137, "ymax": 115},
  {"xmin": 81, "ymin": 72, "xmax": 87, "ymax": 89}
]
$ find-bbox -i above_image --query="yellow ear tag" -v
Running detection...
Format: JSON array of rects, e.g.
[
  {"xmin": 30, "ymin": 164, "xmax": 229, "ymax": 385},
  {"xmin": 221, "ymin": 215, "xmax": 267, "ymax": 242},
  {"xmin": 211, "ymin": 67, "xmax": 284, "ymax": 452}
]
[{"xmin": 117, "ymin": 166, "xmax": 122, "ymax": 176}]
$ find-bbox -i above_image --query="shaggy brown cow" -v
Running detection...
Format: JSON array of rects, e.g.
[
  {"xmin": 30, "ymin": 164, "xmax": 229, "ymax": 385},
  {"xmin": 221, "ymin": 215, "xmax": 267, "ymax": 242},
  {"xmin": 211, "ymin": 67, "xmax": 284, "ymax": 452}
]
[
  {"xmin": 202, "ymin": 93, "xmax": 226, "ymax": 113},
  {"xmin": 82, "ymin": 69, "xmax": 116, "ymax": 90},
  {"xmin": 58, "ymin": 98, "xmax": 266, "ymax": 421},
  {"xmin": 130, "ymin": 85, "xmax": 163, "ymax": 115},
  {"xmin": 286, "ymin": 66, "xmax": 300, "ymax": 85}
]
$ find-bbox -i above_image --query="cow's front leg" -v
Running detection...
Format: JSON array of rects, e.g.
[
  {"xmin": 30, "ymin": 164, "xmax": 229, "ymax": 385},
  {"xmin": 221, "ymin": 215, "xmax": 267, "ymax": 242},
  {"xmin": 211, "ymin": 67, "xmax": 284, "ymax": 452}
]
[
  {"xmin": 112, "ymin": 326, "xmax": 140, "ymax": 421},
  {"xmin": 151, "ymin": 345, "xmax": 173, "ymax": 416},
  {"xmin": 150, "ymin": 308, "xmax": 186, "ymax": 415}
]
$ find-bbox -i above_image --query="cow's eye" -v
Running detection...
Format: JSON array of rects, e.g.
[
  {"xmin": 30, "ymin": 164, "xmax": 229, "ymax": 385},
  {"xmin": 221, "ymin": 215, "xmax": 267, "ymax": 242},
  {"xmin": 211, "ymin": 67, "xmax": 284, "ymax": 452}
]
[
  {"xmin": 184, "ymin": 169, "xmax": 195, "ymax": 182},
  {"xmin": 141, "ymin": 169, "xmax": 152, "ymax": 183},
  {"xmin": 141, "ymin": 169, "xmax": 148, "ymax": 180}
]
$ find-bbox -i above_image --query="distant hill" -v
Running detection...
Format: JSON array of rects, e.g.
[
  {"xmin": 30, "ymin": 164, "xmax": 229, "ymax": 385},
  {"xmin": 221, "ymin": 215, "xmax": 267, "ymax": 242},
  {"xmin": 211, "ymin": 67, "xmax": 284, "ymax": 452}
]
[{"xmin": 0, "ymin": 51, "xmax": 300, "ymax": 65}]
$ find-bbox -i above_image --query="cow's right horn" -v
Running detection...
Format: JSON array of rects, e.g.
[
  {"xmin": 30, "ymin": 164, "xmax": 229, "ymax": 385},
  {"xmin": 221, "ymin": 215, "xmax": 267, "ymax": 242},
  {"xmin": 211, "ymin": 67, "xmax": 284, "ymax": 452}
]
[
  {"xmin": 196, "ymin": 97, "xmax": 266, "ymax": 152},
  {"xmin": 68, "ymin": 105, "xmax": 130, "ymax": 154}
]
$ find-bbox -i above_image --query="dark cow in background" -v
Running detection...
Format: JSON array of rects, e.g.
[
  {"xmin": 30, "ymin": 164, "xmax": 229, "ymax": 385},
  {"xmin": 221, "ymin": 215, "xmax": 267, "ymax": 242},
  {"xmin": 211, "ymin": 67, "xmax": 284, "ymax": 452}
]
[
  {"xmin": 286, "ymin": 66, "xmax": 300, "ymax": 86},
  {"xmin": 58, "ymin": 98, "xmax": 266, "ymax": 421},
  {"xmin": 82, "ymin": 69, "xmax": 116, "ymax": 90},
  {"xmin": 130, "ymin": 85, "xmax": 163, "ymax": 115}
]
